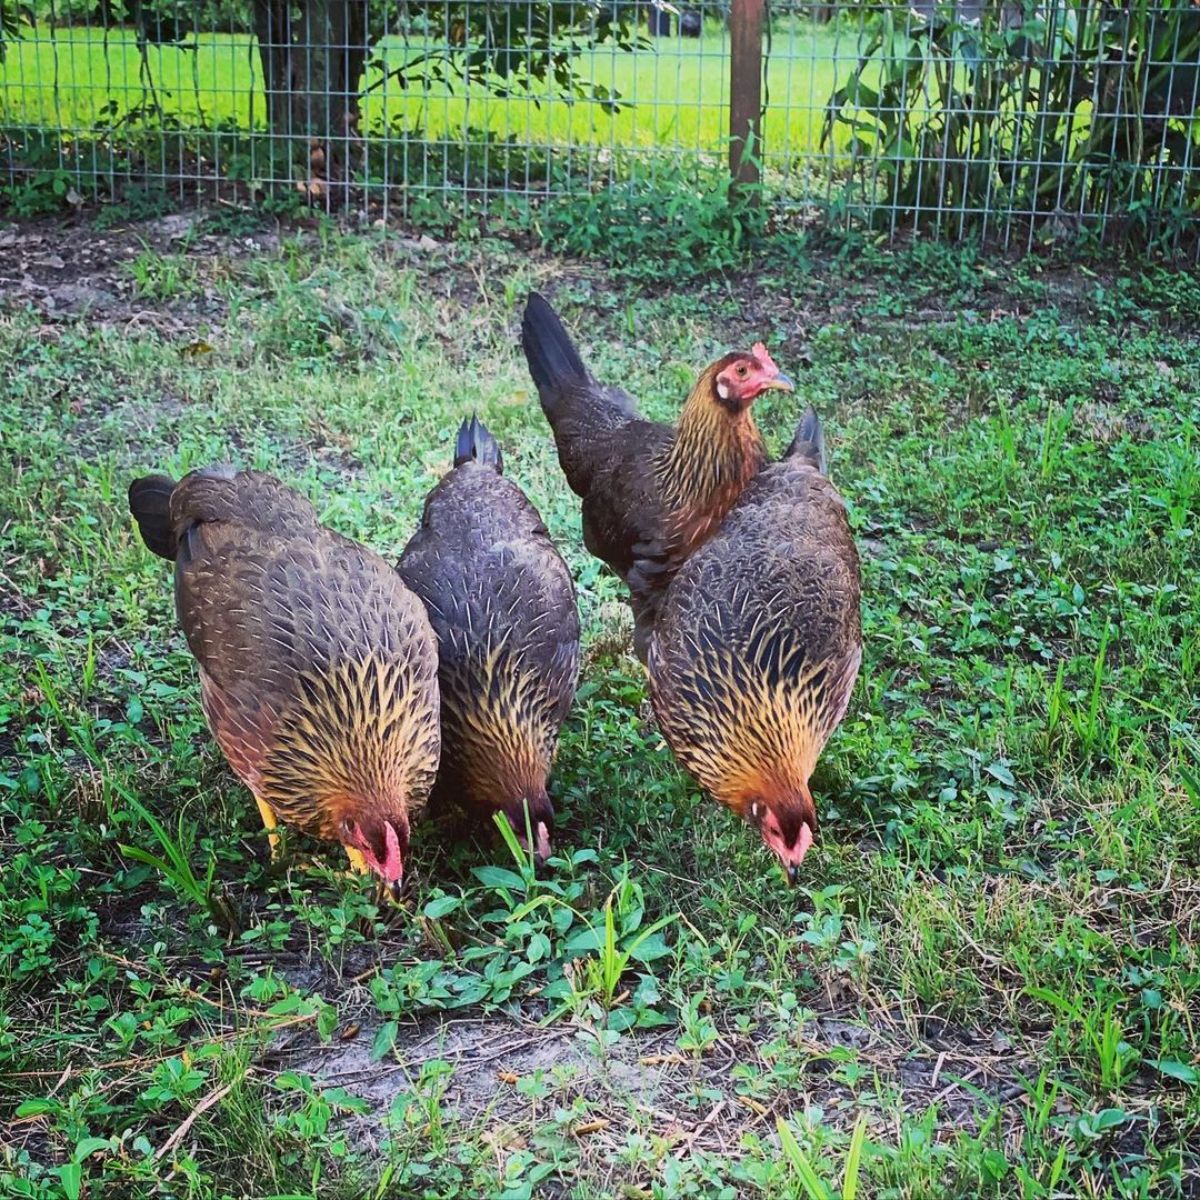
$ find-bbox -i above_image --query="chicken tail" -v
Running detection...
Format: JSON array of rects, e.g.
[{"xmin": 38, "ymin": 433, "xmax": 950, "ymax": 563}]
[
  {"xmin": 454, "ymin": 414, "xmax": 504, "ymax": 473},
  {"xmin": 128, "ymin": 474, "xmax": 179, "ymax": 560},
  {"xmin": 521, "ymin": 292, "xmax": 590, "ymax": 412},
  {"xmin": 784, "ymin": 407, "xmax": 827, "ymax": 476}
]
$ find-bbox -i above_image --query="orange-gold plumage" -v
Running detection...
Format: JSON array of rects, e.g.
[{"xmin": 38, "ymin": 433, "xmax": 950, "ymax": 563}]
[
  {"xmin": 647, "ymin": 409, "xmax": 862, "ymax": 883},
  {"xmin": 128, "ymin": 468, "xmax": 440, "ymax": 895}
]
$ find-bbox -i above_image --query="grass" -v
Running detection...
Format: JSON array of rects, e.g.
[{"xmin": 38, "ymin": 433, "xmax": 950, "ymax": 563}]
[
  {"xmin": 0, "ymin": 218, "xmax": 1198, "ymax": 1198},
  {"xmin": 0, "ymin": 20, "xmax": 858, "ymax": 158}
]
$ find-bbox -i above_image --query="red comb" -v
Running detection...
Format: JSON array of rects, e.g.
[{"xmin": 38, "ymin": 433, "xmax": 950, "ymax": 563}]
[{"xmin": 751, "ymin": 341, "xmax": 779, "ymax": 374}]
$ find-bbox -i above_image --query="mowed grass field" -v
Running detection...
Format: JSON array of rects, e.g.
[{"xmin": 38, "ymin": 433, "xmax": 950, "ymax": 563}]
[
  {"xmin": 0, "ymin": 219, "xmax": 1198, "ymax": 1198},
  {"xmin": 0, "ymin": 22, "xmax": 860, "ymax": 157}
]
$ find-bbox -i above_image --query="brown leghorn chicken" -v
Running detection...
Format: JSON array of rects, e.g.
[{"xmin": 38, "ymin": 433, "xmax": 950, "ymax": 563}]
[
  {"xmin": 521, "ymin": 291, "xmax": 794, "ymax": 661},
  {"xmin": 399, "ymin": 417, "xmax": 579, "ymax": 862},
  {"xmin": 647, "ymin": 409, "xmax": 862, "ymax": 883},
  {"xmin": 128, "ymin": 467, "xmax": 440, "ymax": 899}
]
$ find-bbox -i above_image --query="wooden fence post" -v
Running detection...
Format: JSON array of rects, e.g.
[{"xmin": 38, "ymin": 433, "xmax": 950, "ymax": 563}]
[{"xmin": 729, "ymin": 0, "xmax": 764, "ymax": 195}]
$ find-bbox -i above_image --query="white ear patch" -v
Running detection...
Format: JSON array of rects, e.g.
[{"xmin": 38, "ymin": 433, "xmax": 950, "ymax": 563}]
[
  {"xmin": 716, "ymin": 380, "xmax": 731, "ymax": 401},
  {"xmin": 750, "ymin": 801, "xmax": 760, "ymax": 819}
]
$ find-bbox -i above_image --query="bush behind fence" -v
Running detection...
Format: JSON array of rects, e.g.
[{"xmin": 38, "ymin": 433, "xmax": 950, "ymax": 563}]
[{"xmin": 0, "ymin": 0, "xmax": 1196, "ymax": 251}]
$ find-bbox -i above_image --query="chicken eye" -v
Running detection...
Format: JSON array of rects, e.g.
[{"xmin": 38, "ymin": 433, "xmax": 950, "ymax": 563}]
[{"xmin": 736, "ymin": 365, "xmax": 748, "ymax": 378}]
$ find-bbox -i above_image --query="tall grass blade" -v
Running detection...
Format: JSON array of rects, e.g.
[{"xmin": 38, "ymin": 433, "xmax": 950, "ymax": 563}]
[{"xmin": 776, "ymin": 1116, "xmax": 834, "ymax": 1200}]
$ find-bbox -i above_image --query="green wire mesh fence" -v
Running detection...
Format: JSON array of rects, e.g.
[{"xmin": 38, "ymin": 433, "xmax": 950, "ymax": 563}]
[{"xmin": 0, "ymin": 0, "xmax": 1197, "ymax": 249}]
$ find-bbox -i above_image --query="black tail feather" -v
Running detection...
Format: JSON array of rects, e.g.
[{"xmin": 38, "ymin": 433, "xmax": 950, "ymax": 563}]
[
  {"xmin": 785, "ymin": 407, "xmax": 827, "ymax": 475},
  {"xmin": 454, "ymin": 414, "xmax": 503, "ymax": 472},
  {"xmin": 521, "ymin": 292, "xmax": 590, "ymax": 401},
  {"xmin": 128, "ymin": 474, "xmax": 179, "ymax": 560}
]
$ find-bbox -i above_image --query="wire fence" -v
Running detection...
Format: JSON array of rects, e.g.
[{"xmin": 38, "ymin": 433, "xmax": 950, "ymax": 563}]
[{"xmin": 0, "ymin": 0, "xmax": 1197, "ymax": 250}]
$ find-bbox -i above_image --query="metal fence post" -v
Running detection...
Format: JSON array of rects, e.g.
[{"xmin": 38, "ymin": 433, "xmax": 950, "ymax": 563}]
[{"xmin": 729, "ymin": 0, "xmax": 764, "ymax": 196}]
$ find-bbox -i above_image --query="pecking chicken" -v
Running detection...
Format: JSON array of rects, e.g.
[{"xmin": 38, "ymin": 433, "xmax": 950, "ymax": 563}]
[
  {"xmin": 128, "ymin": 467, "xmax": 441, "ymax": 899},
  {"xmin": 521, "ymin": 291, "xmax": 794, "ymax": 661},
  {"xmin": 399, "ymin": 417, "xmax": 580, "ymax": 862},
  {"xmin": 647, "ymin": 409, "xmax": 862, "ymax": 884}
]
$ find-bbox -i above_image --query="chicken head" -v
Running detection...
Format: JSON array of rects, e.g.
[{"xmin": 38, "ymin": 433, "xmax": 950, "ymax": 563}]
[{"xmin": 714, "ymin": 343, "xmax": 795, "ymax": 410}]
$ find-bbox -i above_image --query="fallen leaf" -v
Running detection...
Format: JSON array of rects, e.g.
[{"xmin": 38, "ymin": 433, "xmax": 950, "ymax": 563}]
[
  {"xmin": 181, "ymin": 340, "xmax": 214, "ymax": 359},
  {"xmin": 573, "ymin": 1119, "xmax": 610, "ymax": 1137}
]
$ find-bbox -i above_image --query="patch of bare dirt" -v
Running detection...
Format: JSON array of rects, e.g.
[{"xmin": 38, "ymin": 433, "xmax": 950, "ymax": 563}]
[
  {"xmin": 0, "ymin": 211, "xmax": 272, "ymax": 335},
  {"xmin": 264, "ymin": 1002, "xmax": 1034, "ymax": 1168}
]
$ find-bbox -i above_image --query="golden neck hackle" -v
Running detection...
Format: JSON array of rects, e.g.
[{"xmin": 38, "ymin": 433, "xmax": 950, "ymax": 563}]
[
  {"xmin": 658, "ymin": 366, "xmax": 767, "ymax": 518},
  {"xmin": 258, "ymin": 656, "xmax": 427, "ymax": 835},
  {"xmin": 440, "ymin": 656, "xmax": 558, "ymax": 808}
]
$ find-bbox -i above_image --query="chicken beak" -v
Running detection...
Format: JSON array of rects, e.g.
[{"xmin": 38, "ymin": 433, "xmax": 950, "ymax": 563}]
[
  {"xmin": 534, "ymin": 821, "xmax": 552, "ymax": 867},
  {"xmin": 786, "ymin": 863, "xmax": 800, "ymax": 886},
  {"xmin": 387, "ymin": 878, "xmax": 404, "ymax": 904},
  {"xmin": 765, "ymin": 373, "xmax": 795, "ymax": 393}
]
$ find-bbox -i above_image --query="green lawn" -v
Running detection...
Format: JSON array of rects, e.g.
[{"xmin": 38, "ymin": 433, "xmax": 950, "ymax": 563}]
[
  {"xmin": 0, "ymin": 22, "xmax": 858, "ymax": 159},
  {"xmin": 0, "ymin": 222, "xmax": 1198, "ymax": 1198}
]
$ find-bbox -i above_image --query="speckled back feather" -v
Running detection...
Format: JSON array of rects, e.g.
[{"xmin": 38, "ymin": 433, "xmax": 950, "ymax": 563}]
[
  {"xmin": 648, "ymin": 412, "xmax": 861, "ymax": 825},
  {"xmin": 398, "ymin": 422, "xmax": 580, "ymax": 830},
  {"xmin": 521, "ymin": 294, "xmax": 767, "ymax": 662},
  {"xmin": 130, "ymin": 468, "xmax": 441, "ymax": 842}
]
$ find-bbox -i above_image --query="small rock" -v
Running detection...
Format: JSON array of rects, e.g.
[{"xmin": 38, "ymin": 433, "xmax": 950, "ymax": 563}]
[
  {"xmin": 147, "ymin": 213, "xmax": 197, "ymax": 241},
  {"xmin": 51, "ymin": 283, "xmax": 118, "ymax": 313}
]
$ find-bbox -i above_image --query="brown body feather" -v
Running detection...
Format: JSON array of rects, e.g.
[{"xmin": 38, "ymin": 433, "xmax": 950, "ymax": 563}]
[
  {"xmin": 647, "ymin": 411, "xmax": 861, "ymax": 873},
  {"xmin": 129, "ymin": 468, "xmax": 440, "ymax": 873},
  {"xmin": 522, "ymin": 294, "xmax": 773, "ymax": 661},
  {"xmin": 398, "ymin": 420, "xmax": 579, "ymax": 851}
]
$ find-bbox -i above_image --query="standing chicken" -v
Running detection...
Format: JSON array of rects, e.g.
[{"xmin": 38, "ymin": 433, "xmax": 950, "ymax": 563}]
[
  {"xmin": 399, "ymin": 417, "xmax": 579, "ymax": 862},
  {"xmin": 647, "ymin": 409, "xmax": 861, "ymax": 883},
  {"xmin": 521, "ymin": 292, "xmax": 794, "ymax": 660},
  {"xmin": 128, "ymin": 468, "xmax": 440, "ymax": 899}
]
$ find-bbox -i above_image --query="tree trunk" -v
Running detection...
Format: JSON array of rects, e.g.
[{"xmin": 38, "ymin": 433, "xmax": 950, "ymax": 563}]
[
  {"xmin": 729, "ymin": 0, "xmax": 763, "ymax": 197},
  {"xmin": 252, "ymin": 0, "xmax": 368, "ymax": 202}
]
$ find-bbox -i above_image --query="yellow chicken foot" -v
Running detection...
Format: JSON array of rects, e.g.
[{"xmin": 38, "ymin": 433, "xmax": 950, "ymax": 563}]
[{"xmin": 254, "ymin": 795, "xmax": 281, "ymax": 857}]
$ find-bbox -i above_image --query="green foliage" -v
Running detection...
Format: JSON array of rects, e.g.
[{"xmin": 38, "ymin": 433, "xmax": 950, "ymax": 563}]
[
  {"xmin": 1, "ymin": 165, "xmax": 75, "ymax": 216},
  {"xmin": 118, "ymin": 791, "xmax": 240, "ymax": 933},
  {"xmin": 824, "ymin": 0, "xmax": 1200, "ymax": 247},
  {"xmin": 541, "ymin": 162, "xmax": 772, "ymax": 281},
  {"xmin": 365, "ymin": 1, "xmax": 647, "ymax": 112},
  {"xmin": 777, "ymin": 1114, "xmax": 868, "ymax": 1199},
  {"xmin": 0, "ymin": 0, "xmax": 31, "ymax": 63},
  {"xmin": 93, "ymin": 185, "xmax": 177, "ymax": 228}
]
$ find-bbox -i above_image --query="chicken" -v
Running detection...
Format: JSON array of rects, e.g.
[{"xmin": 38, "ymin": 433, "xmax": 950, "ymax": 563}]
[
  {"xmin": 398, "ymin": 417, "xmax": 579, "ymax": 862},
  {"xmin": 521, "ymin": 291, "xmax": 794, "ymax": 661},
  {"xmin": 128, "ymin": 467, "xmax": 441, "ymax": 899},
  {"xmin": 647, "ymin": 409, "xmax": 862, "ymax": 883}
]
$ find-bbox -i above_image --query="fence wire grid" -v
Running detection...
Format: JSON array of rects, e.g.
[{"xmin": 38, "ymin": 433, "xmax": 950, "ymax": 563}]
[{"xmin": 0, "ymin": 0, "xmax": 1197, "ymax": 249}]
